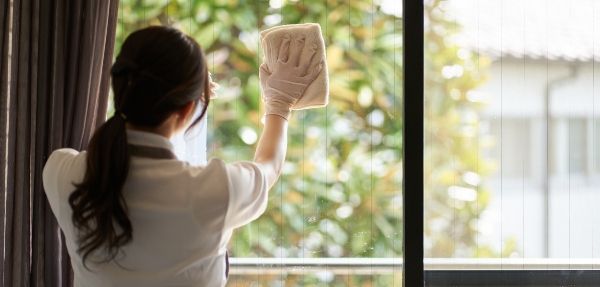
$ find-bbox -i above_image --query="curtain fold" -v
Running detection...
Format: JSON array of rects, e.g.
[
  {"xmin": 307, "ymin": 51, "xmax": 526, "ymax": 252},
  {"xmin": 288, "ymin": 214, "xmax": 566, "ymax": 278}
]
[
  {"xmin": 1, "ymin": 0, "xmax": 119, "ymax": 286},
  {"xmin": 0, "ymin": 0, "xmax": 9, "ymax": 282}
]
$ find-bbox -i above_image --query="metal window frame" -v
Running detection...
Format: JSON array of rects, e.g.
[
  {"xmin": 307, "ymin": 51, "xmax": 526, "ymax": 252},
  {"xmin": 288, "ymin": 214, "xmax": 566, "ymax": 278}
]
[
  {"xmin": 425, "ymin": 270, "xmax": 600, "ymax": 286},
  {"xmin": 403, "ymin": 0, "xmax": 424, "ymax": 285}
]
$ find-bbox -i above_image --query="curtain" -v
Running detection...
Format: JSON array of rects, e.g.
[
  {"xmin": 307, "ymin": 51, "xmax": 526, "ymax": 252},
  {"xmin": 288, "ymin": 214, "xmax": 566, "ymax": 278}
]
[{"xmin": 0, "ymin": 0, "xmax": 119, "ymax": 286}]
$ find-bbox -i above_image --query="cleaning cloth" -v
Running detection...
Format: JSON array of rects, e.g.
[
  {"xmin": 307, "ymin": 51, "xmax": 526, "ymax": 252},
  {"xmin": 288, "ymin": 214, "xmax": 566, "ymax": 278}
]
[{"xmin": 260, "ymin": 23, "xmax": 329, "ymax": 110}]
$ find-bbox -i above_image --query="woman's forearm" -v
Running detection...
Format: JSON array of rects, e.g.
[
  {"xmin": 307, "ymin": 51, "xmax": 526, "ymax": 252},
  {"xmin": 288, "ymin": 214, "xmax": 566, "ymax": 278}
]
[{"xmin": 253, "ymin": 115, "xmax": 289, "ymax": 188}]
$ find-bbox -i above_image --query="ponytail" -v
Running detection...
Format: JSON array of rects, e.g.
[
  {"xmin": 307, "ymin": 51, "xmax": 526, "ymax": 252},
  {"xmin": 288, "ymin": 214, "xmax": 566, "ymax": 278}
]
[{"xmin": 69, "ymin": 112, "xmax": 132, "ymax": 265}]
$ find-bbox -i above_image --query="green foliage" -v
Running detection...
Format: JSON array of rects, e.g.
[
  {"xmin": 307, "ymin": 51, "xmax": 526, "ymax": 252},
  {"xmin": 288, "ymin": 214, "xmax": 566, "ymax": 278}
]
[{"xmin": 424, "ymin": 0, "xmax": 516, "ymax": 258}]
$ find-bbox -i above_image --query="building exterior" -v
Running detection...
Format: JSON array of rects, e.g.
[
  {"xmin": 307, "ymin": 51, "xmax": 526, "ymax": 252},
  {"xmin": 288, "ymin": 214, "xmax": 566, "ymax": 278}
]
[{"xmin": 450, "ymin": 0, "xmax": 600, "ymax": 259}]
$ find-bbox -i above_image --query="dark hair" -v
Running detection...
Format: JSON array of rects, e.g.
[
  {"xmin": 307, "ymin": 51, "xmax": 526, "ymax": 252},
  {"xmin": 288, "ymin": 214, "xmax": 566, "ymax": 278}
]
[{"xmin": 69, "ymin": 26, "xmax": 210, "ymax": 265}]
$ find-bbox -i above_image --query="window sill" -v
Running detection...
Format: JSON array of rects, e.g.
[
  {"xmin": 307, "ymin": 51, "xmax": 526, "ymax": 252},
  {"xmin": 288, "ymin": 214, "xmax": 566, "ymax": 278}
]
[{"xmin": 229, "ymin": 258, "xmax": 600, "ymax": 274}]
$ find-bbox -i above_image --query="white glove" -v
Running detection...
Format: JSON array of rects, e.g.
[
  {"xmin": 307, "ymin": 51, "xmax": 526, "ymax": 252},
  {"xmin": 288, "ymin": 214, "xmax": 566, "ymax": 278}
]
[{"xmin": 260, "ymin": 34, "xmax": 322, "ymax": 121}]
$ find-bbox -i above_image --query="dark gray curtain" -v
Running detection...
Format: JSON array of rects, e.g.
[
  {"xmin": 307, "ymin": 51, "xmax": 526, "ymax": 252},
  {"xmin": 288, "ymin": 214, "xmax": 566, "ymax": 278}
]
[{"xmin": 0, "ymin": 0, "xmax": 119, "ymax": 286}]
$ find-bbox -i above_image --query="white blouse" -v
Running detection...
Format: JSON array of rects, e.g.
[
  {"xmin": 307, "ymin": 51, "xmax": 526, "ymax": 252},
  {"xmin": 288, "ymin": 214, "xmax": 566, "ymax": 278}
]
[{"xmin": 42, "ymin": 130, "xmax": 268, "ymax": 287}]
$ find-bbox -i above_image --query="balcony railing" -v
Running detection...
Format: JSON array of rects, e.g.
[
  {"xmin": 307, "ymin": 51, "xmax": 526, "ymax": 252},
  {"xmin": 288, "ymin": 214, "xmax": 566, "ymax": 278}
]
[{"xmin": 229, "ymin": 258, "xmax": 600, "ymax": 274}]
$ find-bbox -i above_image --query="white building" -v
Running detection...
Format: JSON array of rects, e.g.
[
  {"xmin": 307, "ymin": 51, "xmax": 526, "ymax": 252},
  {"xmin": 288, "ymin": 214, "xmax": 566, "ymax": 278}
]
[{"xmin": 449, "ymin": 0, "xmax": 600, "ymax": 258}]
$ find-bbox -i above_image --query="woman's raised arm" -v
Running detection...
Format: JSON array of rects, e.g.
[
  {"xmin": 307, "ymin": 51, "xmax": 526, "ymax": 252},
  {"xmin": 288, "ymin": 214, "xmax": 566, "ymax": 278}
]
[{"xmin": 253, "ymin": 34, "xmax": 322, "ymax": 187}]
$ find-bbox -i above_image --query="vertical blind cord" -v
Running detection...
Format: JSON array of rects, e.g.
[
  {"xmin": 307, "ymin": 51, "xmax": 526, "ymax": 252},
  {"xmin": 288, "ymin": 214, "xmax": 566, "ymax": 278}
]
[
  {"xmin": 370, "ymin": 0, "xmax": 374, "ymax": 277},
  {"xmin": 279, "ymin": 0, "xmax": 284, "ymax": 280},
  {"xmin": 393, "ymin": 0, "xmax": 398, "ymax": 284},
  {"xmin": 453, "ymin": 4, "xmax": 457, "ymax": 262},
  {"xmin": 593, "ymin": 0, "xmax": 596, "ymax": 270},
  {"xmin": 476, "ymin": 0, "xmax": 480, "ymax": 267},
  {"xmin": 500, "ymin": 0, "xmax": 503, "ymax": 267},
  {"xmin": 325, "ymin": 0, "xmax": 329, "ymax": 279},
  {"xmin": 301, "ymin": 0, "xmax": 306, "ymax": 279},
  {"xmin": 546, "ymin": 0, "xmax": 550, "ymax": 265},
  {"xmin": 255, "ymin": 0, "xmax": 259, "ymax": 282},
  {"xmin": 522, "ymin": 2, "xmax": 526, "ymax": 264},
  {"xmin": 346, "ymin": 0, "xmax": 350, "ymax": 281},
  {"xmin": 237, "ymin": 0, "xmax": 240, "ymax": 281},
  {"xmin": 392, "ymin": 0, "xmax": 397, "ymax": 283},
  {"xmin": 567, "ymin": 0, "xmax": 571, "ymax": 268}
]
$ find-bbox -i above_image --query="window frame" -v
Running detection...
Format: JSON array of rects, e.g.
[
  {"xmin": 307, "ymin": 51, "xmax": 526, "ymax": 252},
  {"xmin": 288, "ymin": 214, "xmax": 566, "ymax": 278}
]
[
  {"xmin": 402, "ymin": 0, "xmax": 425, "ymax": 285},
  {"xmin": 425, "ymin": 270, "xmax": 600, "ymax": 286},
  {"xmin": 406, "ymin": 1, "xmax": 600, "ymax": 286}
]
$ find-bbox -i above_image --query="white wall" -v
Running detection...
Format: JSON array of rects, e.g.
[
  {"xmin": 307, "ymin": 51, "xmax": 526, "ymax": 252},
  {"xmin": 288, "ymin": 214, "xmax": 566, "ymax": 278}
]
[{"xmin": 473, "ymin": 59, "xmax": 600, "ymax": 258}]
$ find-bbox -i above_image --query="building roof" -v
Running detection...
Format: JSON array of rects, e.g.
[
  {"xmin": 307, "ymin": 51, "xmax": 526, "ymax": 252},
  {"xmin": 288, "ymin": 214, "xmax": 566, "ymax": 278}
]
[{"xmin": 447, "ymin": 0, "xmax": 600, "ymax": 62}]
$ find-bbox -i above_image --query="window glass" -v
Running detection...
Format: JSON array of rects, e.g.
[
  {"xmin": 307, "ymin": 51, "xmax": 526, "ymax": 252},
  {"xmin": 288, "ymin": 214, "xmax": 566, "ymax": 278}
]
[
  {"xmin": 116, "ymin": 0, "xmax": 401, "ymax": 285},
  {"xmin": 425, "ymin": 0, "xmax": 600, "ymax": 274}
]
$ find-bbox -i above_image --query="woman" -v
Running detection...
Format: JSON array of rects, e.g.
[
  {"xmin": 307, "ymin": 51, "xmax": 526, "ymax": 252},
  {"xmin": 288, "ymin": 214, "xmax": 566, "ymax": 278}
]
[{"xmin": 42, "ymin": 26, "xmax": 321, "ymax": 286}]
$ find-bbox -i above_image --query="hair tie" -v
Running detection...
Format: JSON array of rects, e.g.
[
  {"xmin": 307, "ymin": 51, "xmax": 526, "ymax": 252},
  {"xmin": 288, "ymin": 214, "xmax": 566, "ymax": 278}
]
[
  {"xmin": 114, "ymin": 110, "xmax": 128, "ymax": 121},
  {"xmin": 111, "ymin": 58, "xmax": 169, "ymax": 87}
]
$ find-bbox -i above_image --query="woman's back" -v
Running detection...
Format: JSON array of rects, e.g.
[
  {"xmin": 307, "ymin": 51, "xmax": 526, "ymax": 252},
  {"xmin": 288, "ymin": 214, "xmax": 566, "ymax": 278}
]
[{"xmin": 43, "ymin": 130, "xmax": 268, "ymax": 286}]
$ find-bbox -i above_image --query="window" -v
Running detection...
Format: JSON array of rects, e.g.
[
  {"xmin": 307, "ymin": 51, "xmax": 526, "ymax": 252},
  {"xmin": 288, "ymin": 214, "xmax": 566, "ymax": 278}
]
[
  {"xmin": 424, "ymin": 0, "xmax": 599, "ymax": 284},
  {"xmin": 116, "ymin": 0, "xmax": 600, "ymax": 285},
  {"xmin": 116, "ymin": 0, "xmax": 402, "ymax": 285}
]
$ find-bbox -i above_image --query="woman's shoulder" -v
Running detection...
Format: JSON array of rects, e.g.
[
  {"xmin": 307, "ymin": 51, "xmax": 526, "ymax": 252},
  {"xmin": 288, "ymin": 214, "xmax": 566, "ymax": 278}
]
[
  {"xmin": 45, "ymin": 148, "xmax": 87, "ymax": 171},
  {"xmin": 47, "ymin": 147, "xmax": 84, "ymax": 159},
  {"xmin": 202, "ymin": 158, "xmax": 267, "ymax": 199},
  {"xmin": 184, "ymin": 158, "xmax": 266, "ymax": 197},
  {"xmin": 43, "ymin": 148, "xmax": 87, "ymax": 191},
  {"xmin": 202, "ymin": 158, "xmax": 265, "ymax": 180}
]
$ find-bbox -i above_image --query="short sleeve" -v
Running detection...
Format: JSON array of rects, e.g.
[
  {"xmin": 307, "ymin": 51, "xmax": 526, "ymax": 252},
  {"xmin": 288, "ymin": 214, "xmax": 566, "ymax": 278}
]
[
  {"xmin": 42, "ymin": 148, "xmax": 82, "ymax": 209},
  {"xmin": 223, "ymin": 161, "xmax": 269, "ymax": 229},
  {"xmin": 42, "ymin": 148, "xmax": 86, "ymax": 236}
]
